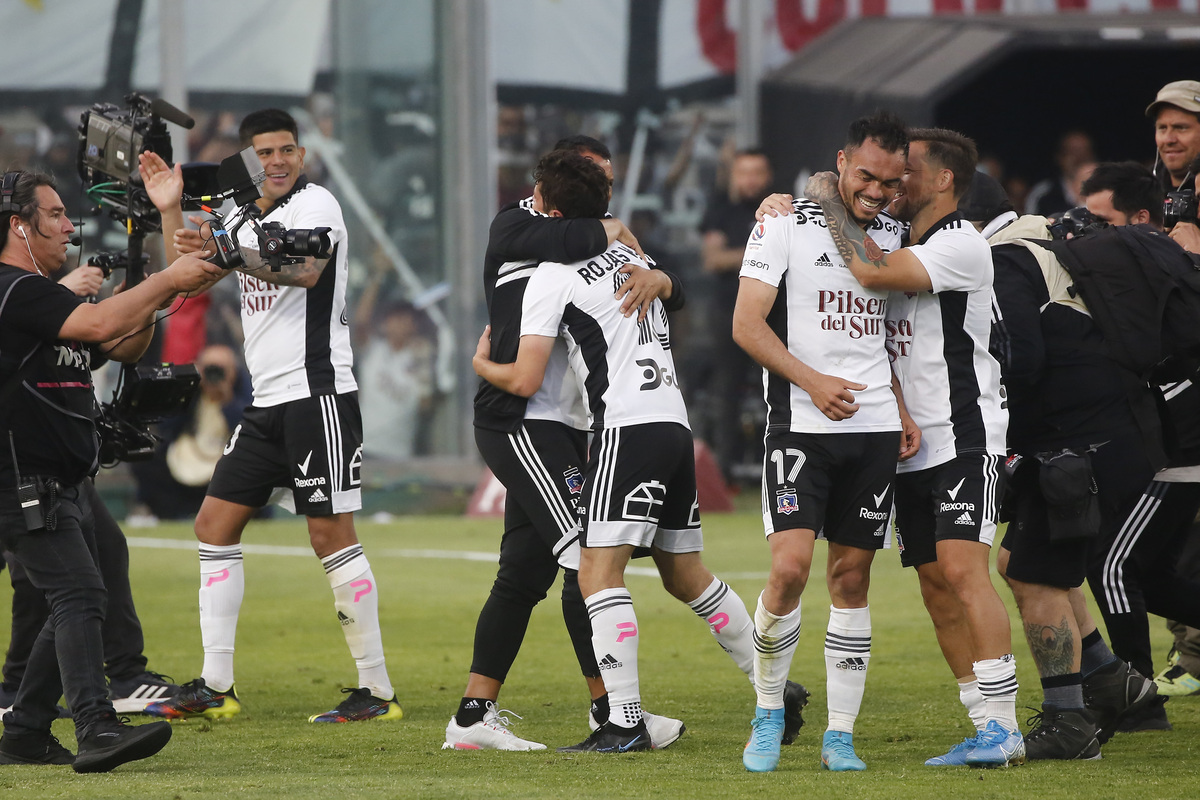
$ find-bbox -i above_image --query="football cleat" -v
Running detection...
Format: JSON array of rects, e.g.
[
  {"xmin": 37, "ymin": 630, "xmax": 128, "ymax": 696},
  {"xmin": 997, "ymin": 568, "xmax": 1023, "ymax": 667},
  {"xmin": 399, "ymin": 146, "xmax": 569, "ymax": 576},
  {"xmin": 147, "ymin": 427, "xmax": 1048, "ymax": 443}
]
[
  {"xmin": 965, "ymin": 720, "xmax": 1025, "ymax": 768},
  {"xmin": 587, "ymin": 709, "xmax": 685, "ymax": 749},
  {"xmin": 308, "ymin": 687, "xmax": 403, "ymax": 723},
  {"xmin": 743, "ymin": 706, "xmax": 785, "ymax": 772},
  {"xmin": 782, "ymin": 680, "xmax": 810, "ymax": 745},
  {"xmin": 558, "ymin": 720, "xmax": 651, "ymax": 753},
  {"xmin": 821, "ymin": 730, "xmax": 866, "ymax": 771},
  {"xmin": 443, "ymin": 703, "xmax": 545, "ymax": 751},
  {"xmin": 143, "ymin": 678, "xmax": 241, "ymax": 720},
  {"xmin": 924, "ymin": 732, "xmax": 984, "ymax": 766},
  {"xmin": 1154, "ymin": 663, "xmax": 1200, "ymax": 697},
  {"xmin": 109, "ymin": 671, "xmax": 181, "ymax": 714}
]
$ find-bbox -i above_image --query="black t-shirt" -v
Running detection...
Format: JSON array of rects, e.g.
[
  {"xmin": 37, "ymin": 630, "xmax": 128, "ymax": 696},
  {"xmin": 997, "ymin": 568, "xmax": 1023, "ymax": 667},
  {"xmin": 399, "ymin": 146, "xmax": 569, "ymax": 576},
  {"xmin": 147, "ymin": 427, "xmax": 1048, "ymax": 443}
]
[
  {"xmin": 698, "ymin": 192, "xmax": 760, "ymax": 314},
  {"xmin": 474, "ymin": 201, "xmax": 609, "ymax": 432},
  {"xmin": 0, "ymin": 264, "xmax": 97, "ymax": 485}
]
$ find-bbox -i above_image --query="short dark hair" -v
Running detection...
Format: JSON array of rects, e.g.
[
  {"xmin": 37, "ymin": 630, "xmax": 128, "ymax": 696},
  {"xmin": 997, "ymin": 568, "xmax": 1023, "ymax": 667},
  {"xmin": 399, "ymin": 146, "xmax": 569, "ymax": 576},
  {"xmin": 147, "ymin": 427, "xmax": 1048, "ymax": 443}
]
[
  {"xmin": 734, "ymin": 147, "xmax": 770, "ymax": 161},
  {"xmin": 239, "ymin": 109, "xmax": 300, "ymax": 147},
  {"xmin": 553, "ymin": 135, "xmax": 611, "ymax": 162},
  {"xmin": 909, "ymin": 127, "xmax": 978, "ymax": 199},
  {"xmin": 1081, "ymin": 161, "xmax": 1165, "ymax": 227},
  {"xmin": 845, "ymin": 111, "xmax": 909, "ymax": 157},
  {"xmin": 1, "ymin": 169, "xmax": 56, "ymax": 250},
  {"xmin": 533, "ymin": 150, "xmax": 610, "ymax": 220}
]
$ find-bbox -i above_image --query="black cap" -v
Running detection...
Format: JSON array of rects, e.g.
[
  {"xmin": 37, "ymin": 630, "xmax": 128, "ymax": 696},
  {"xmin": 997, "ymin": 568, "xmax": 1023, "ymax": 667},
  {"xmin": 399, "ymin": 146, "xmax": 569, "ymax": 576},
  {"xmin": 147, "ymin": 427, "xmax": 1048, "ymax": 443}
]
[{"xmin": 958, "ymin": 170, "xmax": 1013, "ymax": 224}]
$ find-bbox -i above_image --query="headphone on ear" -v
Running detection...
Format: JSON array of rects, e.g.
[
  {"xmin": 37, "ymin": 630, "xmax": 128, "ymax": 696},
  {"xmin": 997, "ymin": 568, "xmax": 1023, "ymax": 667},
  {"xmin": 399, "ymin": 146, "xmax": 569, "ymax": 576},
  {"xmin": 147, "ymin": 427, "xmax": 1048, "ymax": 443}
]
[{"xmin": 18, "ymin": 227, "xmax": 27, "ymax": 239}]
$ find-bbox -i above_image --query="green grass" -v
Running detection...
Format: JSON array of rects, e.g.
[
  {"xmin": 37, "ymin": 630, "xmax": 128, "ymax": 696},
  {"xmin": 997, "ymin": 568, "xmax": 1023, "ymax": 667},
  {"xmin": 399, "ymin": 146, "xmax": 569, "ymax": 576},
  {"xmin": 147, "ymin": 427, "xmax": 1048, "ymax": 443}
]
[{"xmin": 1, "ymin": 513, "xmax": 1195, "ymax": 799}]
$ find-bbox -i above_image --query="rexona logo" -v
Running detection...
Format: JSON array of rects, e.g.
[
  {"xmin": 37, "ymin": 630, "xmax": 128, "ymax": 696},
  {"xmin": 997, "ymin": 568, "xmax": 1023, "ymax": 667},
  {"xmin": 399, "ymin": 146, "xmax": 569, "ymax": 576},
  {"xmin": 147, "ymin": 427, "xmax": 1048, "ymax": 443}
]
[
  {"xmin": 295, "ymin": 476, "xmax": 328, "ymax": 488},
  {"xmin": 859, "ymin": 508, "xmax": 888, "ymax": 521},
  {"xmin": 939, "ymin": 501, "xmax": 975, "ymax": 513}
]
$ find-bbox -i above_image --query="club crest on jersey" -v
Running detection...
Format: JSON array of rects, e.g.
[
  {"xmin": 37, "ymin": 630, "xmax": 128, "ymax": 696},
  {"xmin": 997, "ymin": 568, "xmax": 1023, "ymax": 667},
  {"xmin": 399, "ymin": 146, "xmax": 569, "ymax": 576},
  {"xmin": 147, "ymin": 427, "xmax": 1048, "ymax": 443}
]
[
  {"xmin": 750, "ymin": 222, "xmax": 766, "ymax": 241},
  {"xmin": 563, "ymin": 467, "xmax": 584, "ymax": 495},
  {"xmin": 775, "ymin": 489, "xmax": 799, "ymax": 516}
]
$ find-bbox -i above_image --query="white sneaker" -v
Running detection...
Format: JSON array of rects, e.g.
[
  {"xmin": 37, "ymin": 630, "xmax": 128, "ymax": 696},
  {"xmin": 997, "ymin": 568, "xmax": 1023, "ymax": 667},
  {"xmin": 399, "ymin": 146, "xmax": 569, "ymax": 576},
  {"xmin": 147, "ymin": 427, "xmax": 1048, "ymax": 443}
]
[
  {"xmin": 588, "ymin": 709, "xmax": 686, "ymax": 749},
  {"xmin": 442, "ymin": 703, "xmax": 547, "ymax": 751}
]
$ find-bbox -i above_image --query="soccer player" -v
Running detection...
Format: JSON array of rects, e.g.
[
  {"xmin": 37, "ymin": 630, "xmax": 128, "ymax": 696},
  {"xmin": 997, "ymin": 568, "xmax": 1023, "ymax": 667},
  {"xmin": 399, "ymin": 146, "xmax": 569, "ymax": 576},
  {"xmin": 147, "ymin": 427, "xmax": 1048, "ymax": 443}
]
[
  {"xmin": 137, "ymin": 109, "xmax": 400, "ymax": 724},
  {"xmin": 734, "ymin": 113, "xmax": 914, "ymax": 773},
  {"xmin": 446, "ymin": 136, "xmax": 688, "ymax": 751},
  {"xmin": 808, "ymin": 128, "xmax": 1022, "ymax": 767},
  {"xmin": 473, "ymin": 150, "xmax": 772, "ymax": 753}
]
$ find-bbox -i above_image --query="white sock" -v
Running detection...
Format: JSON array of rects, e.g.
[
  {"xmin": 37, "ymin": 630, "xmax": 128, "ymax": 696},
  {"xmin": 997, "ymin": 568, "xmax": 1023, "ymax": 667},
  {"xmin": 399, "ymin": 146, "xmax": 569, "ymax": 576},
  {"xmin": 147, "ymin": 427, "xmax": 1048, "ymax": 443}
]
[
  {"xmin": 687, "ymin": 578, "xmax": 755, "ymax": 680},
  {"xmin": 323, "ymin": 544, "xmax": 393, "ymax": 700},
  {"xmin": 752, "ymin": 592, "xmax": 801, "ymax": 710},
  {"xmin": 825, "ymin": 605, "xmax": 871, "ymax": 734},
  {"xmin": 586, "ymin": 588, "xmax": 642, "ymax": 728},
  {"xmin": 199, "ymin": 543, "xmax": 244, "ymax": 692},
  {"xmin": 974, "ymin": 655, "xmax": 1019, "ymax": 732},
  {"xmin": 958, "ymin": 678, "xmax": 987, "ymax": 731}
]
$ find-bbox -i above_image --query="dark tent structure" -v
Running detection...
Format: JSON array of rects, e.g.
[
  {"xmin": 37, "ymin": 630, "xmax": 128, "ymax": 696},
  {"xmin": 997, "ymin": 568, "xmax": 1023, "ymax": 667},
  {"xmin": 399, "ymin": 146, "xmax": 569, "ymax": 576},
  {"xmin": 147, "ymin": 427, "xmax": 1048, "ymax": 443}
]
[{"xmin": 760, "ymin": 13, "xmax": 1200, "ymax": 186}]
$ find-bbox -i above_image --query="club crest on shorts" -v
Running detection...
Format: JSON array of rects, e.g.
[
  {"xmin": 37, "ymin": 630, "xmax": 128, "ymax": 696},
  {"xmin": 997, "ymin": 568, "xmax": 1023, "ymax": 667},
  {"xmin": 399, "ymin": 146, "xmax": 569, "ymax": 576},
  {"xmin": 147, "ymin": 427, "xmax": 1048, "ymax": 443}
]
[
  {"xmin": 563, "ymin": 467, "xmax": 584, "ymax": 495},
  {"xmin": 775, "ymin": 488, "xmax": 799, "ymax": 516}
]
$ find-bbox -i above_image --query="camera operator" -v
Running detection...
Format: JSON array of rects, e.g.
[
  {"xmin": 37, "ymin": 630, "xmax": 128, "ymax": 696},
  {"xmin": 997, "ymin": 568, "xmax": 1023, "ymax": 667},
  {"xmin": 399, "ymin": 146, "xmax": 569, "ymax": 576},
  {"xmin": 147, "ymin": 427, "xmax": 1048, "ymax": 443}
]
[
  {"xmin": 0, "ymin": 169, "xmax": 222, "ymax": 771},
  {"xmin": 1147, "ymin": 81, "xmax": 1200, "ymax": 196},
  {"xmin": 136, "ymin": 109, "xmax": 401, "ymax": 725},
  {"xmin": 979, "ymin": 171, "xmax": 1165, "ymax": 758},
  {"xmin": 2, "ymin": 260, "xmax": 184, "ymax": 721}
]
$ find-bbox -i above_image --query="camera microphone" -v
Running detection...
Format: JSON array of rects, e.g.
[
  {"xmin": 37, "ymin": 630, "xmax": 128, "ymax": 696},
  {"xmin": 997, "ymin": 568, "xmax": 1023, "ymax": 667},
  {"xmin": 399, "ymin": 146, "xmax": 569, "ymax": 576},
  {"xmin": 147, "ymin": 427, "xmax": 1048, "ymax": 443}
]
[
  {"xmin": 69, "ymin": 236, "xmax": 82, "ymax": 246},
  {"xmin": 148, "ymin": 97, "xmax": 195, "ymax": 130}
]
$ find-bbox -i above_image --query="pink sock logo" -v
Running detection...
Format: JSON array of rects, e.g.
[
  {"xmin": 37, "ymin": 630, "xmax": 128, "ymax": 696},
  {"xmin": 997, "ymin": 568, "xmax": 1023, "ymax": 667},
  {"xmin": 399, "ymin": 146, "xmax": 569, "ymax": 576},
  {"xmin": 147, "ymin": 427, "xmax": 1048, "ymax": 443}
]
[
  {"xmin": 707, "ymin": 612, "xmax": 729, "ymax": 633},
  {"xmin": 616, "ymin": 622, "xmax": 637, "ymax": 643},
  {"xmin": 205, "ymin": 569, "xmax": 229, "ymax": 587},
  {"xmin": 351, "ymin": 579, "xmax": 373, "ymax": 603}
]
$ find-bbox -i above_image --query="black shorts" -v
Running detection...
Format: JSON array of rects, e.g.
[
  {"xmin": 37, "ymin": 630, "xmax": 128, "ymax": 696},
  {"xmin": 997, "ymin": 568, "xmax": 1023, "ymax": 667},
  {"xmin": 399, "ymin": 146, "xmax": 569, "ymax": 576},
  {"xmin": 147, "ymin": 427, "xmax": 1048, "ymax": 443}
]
[
  {"xmin": 474, "ymin": 420, "xmax": 588, "ymax": 569},
  {"xmin": 894, "ymin": 453, "xmax": 1004, "ymax": 568},
  {"xmin": 760, "ymin": 430, "xmax": 900, "ymax": 550},
  {"xmin": 1004, "ymin": 431, "xmax": 1155, "ymax": 589},
  {"xmin": 207, "ymin": 393, "xmax": 363, "ymax": 517},
  {"xmin": 579, "ymin": 422, "xmax": 702, "ymax": 552}
]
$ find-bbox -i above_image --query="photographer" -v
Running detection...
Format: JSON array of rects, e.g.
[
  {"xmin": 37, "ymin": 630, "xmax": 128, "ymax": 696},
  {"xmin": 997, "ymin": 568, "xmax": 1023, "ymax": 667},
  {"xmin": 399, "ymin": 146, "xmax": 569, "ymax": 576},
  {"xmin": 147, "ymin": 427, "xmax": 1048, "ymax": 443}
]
[
  {"xmin": 1147, "ymin": 80, "xmax": 1200, "ymax": 196},
  {"xmin": 137, "ymin": 109, "xmax": 401, "ymax": 725},
  {"xmin": 0, "ymin": 169, "xmax": 222, "ymax": 771},
  {"xmin": 128, "ymin": 344, "xmax": 250, "ymax": 520},
  {"xmin": 977, "ymin": 173, "xmax": 1165, "ymax": 758}
]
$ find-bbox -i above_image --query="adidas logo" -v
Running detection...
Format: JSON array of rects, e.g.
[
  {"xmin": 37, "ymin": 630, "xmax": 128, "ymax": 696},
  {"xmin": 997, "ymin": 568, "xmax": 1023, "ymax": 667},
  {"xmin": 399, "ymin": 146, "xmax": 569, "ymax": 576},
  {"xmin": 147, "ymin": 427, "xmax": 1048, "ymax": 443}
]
[
  {"xmin": 814, "ymin": 252, "xmax": 835, "ymax": 267},
  {"xmin": 308, "ymin": 488, "xmax": 329, "ymax": 503},
  {"xmin": 337, "ymin": 611, "xmax": 352, "ymax": 626},
  {"xmin": 598, "ymin": 654, "xmax": 623, "ymax": 671},
  {"xmin": 954, "ymin": 511, "xmax": 974, "ymax": 526},
  {"xmin": 835, "ymin": 657, "xmax": 867, "ymax": 671},
  {"xmin": 464, "ymin": 699, "xmax": 480, "ymax": 709}
]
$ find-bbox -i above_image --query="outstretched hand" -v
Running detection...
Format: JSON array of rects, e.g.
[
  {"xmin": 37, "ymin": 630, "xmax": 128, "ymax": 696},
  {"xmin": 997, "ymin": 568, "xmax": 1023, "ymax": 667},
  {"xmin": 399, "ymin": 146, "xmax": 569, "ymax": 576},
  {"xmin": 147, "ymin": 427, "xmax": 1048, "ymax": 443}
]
[{"xmin": 138, "ymin": 151, "xmax": 184, "ymax": 212}]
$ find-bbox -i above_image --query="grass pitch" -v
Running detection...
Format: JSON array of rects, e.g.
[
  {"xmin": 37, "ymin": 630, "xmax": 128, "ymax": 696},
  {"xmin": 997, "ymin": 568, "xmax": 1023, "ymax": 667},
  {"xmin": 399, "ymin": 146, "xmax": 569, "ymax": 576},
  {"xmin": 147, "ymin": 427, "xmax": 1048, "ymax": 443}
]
[{"xmin": 0, "ymin": 512, "xmax": 1194, "ymax": 799}]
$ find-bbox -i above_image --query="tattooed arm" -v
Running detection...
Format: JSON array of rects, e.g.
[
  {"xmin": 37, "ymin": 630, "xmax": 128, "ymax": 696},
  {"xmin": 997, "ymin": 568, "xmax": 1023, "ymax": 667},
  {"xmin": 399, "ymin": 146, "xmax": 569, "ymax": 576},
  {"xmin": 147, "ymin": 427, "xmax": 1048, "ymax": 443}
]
[
  {"xmin": 806, "ymin": 172, "xmax": 933, "ymax": 293},
  {"xmin": 236, "ymin": 252, "xmax": 327, "ymax": 288}
]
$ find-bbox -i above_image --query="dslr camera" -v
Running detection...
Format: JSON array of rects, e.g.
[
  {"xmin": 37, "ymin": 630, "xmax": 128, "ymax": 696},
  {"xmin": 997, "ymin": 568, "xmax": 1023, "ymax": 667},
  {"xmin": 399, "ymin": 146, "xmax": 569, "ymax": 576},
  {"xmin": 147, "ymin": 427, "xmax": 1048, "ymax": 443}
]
[
  {"xmin": 1164, "ymin": 183, "xmax": 1198, "ymax": 228},
  {"xmin": 1048, "ymin": 206, "xmax": 1109, "ymax": 240},
  {"xmin": 206, "ymin": 206, "xmax": 333, "ymax": 272}
]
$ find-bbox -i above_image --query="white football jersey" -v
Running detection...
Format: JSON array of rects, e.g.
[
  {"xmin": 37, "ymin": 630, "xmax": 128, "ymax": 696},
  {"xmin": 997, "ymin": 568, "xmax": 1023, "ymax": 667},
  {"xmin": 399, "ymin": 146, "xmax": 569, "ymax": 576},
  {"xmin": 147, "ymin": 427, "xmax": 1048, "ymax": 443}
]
[
  {"xmin": 232, "ymin": 179, "xmax": 357, "ymax": 406},
  {"xmin": 885, "ymin": 212, "xmax": 1008, "ymax": 472},
  {"xmin": 739, "ymin": 199, "xmax": 903, "ymax": 434},
  {"xmin": 521, "ymin": 242, "xmax": 688, "ymax": 430}
]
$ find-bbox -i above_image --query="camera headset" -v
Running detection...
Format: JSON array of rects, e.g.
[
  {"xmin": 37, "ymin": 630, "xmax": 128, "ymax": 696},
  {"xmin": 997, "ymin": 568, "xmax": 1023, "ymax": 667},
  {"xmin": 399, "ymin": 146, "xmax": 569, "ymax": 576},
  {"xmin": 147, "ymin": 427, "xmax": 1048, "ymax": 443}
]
[{"xmin": 1, "ymin": 171, "xmax": 83, "ymax": 276}]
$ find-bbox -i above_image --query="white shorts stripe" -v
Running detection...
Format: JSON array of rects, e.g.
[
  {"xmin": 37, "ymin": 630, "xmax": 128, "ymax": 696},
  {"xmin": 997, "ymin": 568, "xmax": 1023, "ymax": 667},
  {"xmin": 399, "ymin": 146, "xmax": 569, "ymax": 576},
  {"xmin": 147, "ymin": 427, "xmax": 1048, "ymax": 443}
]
[{"xmin": 508, "ymin": 428, "xmax": 576, "ymax": 538}]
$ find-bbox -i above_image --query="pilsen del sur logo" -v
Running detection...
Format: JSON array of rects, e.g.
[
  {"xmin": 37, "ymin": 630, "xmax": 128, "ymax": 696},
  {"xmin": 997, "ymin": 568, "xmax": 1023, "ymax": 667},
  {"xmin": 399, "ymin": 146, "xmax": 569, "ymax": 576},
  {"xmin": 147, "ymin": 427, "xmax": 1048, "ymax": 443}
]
[{"xmin": 238, "ymin": 272, "xmax": 280, "ymax": 316}]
